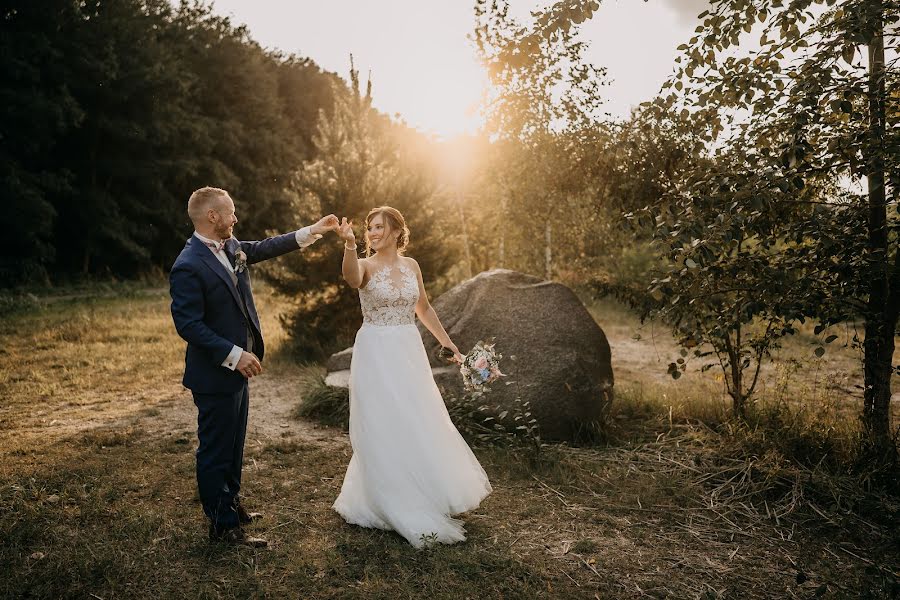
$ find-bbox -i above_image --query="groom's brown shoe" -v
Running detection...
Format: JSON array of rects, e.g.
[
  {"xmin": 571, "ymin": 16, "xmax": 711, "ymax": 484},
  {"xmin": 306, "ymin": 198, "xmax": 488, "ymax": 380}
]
[
  {"xmin": 209, "ymin": 525, "xmax": 268, "ymax": 548},
  {"xmin": 236, "ymin": 503, "xmax": 263, "ymax": 525}
]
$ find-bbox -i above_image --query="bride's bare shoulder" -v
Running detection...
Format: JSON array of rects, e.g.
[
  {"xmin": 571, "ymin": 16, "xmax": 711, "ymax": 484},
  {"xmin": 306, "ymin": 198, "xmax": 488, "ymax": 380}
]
[
  {"xmin": 401, "ymin": 256, "xmax": 424, "ymax": 282},
  {"xmin": 401, "ymin": 256, "xmax": 420, "ymax": 271}
]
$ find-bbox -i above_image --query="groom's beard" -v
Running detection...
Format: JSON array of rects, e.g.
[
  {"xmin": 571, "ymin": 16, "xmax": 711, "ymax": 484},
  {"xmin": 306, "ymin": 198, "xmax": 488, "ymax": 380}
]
[{"xmin": 214, "ymin": 223, "xmax": 233, "ymax": 241}]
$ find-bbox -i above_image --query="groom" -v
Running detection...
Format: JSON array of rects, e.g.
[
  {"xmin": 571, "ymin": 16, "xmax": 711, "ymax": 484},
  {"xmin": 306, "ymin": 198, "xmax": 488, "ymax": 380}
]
[{"xmin": 169, "ymin": 186, "xmax": 337, "ymax": 547}]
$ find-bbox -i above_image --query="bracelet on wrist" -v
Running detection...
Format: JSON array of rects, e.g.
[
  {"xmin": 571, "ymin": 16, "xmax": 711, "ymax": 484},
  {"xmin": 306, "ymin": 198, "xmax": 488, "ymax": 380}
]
[{"xmin": 344, "ymin": 242, "xmax": 357, "ymax": 251}]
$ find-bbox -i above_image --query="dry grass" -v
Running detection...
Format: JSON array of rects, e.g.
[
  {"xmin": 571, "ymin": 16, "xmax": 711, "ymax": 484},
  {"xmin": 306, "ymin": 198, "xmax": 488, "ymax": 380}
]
[
  {"xmin": 0, "ymin": 285, "xmax": 185, "ymax": 454},
  {"xmin": 585, "ymin": 295, "xmax": 900, "ymax": 430},
  {"xmin": 0, "ymin": 284, "xmax": 898, "ymax": 599}
]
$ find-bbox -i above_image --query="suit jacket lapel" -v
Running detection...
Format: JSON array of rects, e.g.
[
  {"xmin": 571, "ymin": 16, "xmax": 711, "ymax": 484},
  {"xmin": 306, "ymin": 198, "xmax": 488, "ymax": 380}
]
[
  {"xmin": 229, "ymin": 238, "xmax": 262, "ymax": 332},
  {"xmin": 224, "ymin": 237, "xmax": 238, "ymax": 267},
  {"xmin": 189, "ymin": 237, "xmax": 244, "ymax": 310}
]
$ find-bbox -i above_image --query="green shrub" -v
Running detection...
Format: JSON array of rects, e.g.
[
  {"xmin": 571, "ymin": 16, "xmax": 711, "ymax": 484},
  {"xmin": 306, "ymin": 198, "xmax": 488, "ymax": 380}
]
[{"xmin": 294, "ymin": 370, "xmax": 350, "ymax": 429}]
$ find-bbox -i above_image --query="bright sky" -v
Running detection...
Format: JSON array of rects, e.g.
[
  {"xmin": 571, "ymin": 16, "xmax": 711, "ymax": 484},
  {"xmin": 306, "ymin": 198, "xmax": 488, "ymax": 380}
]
[{"xmin": 206, "ymin": 0, "xmax": 710, "ymax": 137}]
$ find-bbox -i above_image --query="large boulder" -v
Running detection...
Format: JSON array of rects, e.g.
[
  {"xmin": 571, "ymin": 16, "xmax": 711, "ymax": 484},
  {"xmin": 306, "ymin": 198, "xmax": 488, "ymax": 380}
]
[
  {"xmin": 326, "ymin": 269, "xmax": 614, "ymax": 441},
  {"xmin": 422, "ymin": 269, "xmax": 613, "ymax": 440}
]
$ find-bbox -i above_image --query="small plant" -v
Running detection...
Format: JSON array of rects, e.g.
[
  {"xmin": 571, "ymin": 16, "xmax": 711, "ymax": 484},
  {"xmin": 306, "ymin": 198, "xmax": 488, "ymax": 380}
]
[
  {"xmin": 79, "ymin": 428, "xmax": 136, "ymax": 448},
  {"xmin": 417, "ymin": 531, "xmax": 439, "ymax": 549},
  {"xmin": 294, "ymin": 370, "xmax": 350, "ymax": 429},
  {"xmin": 571, "ymin": 538, "xmax": 598, "ymax": 554},
  {"xmin": 444, "ymin": 391, "xmax": 542, "ymax": 454},
  {"xmin": 0, "ymin": 293, "xmax": 43, "ymax": 317}
]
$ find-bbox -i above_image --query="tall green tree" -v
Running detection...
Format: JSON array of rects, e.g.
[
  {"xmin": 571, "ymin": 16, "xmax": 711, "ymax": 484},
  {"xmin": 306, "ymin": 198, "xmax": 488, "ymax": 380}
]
[
  {"xmin": 0, "ymin": 0, "xmax": 341, "ymax": 283},
  {"xmin": 644, "ymin": 0, "xmax": 898, "ymax": 453},
  {"xmin": 472, "ymin": 0, "xmax": 609, "ymax": 280},
  {"xmin": 263, "ymin": 60, "xmax": 455, "ymax": 358},
  {"xmin": 0, "ymin": 0, "xmax": 84, "ymax": 283},
  {"xmin": 49, "ymin": 0, "xmax": 197, "ymax": 275}
]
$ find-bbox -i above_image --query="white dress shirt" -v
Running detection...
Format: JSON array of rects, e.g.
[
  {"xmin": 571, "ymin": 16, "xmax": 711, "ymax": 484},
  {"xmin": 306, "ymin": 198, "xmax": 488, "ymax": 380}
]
[{"xmin": 193, "ymin": 227, "xmax": 321, "ymax": 370}]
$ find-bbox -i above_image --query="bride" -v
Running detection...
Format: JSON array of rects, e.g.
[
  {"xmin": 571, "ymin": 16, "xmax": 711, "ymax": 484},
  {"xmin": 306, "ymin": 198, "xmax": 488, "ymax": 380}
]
[{"xmin": 331, "ymin": 206, "xmax": 492, "ymax": 548}]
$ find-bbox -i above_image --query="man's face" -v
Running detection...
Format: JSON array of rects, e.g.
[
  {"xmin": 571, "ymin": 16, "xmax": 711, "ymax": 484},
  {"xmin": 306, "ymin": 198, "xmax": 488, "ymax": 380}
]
[{"xmin": 210, "ymin": 195, "xmax": 238, "ymax": 240}]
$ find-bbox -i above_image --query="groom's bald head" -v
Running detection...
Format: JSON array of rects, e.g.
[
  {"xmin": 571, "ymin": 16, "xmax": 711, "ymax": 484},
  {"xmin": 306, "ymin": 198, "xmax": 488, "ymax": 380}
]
[
  {"xmin": 188, "ymin": 187, "xmax": 231, "ymax": 225},
  {"xmin": 188, "ymin": 186, "xmax": 238, "ymax": 240}
]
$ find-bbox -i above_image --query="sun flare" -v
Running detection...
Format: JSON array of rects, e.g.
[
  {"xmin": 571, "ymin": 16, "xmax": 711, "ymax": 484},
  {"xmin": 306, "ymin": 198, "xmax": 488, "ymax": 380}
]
[{"xmin": 363, "ymin": 49, "xmax": 489, "ymax": 139}]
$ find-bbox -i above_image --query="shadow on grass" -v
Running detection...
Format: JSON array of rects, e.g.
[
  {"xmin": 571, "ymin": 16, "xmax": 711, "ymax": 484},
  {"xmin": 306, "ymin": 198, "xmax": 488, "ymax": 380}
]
[{"xmin": 0, "ymin": 426, "xmax": 563, "ymax": 600}]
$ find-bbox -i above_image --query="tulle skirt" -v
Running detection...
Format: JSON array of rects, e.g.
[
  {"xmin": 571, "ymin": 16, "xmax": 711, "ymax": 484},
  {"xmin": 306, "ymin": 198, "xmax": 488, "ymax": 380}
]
[{"xmin": 332, "ymin": 323, "xmax": 492, "ymax": 548}]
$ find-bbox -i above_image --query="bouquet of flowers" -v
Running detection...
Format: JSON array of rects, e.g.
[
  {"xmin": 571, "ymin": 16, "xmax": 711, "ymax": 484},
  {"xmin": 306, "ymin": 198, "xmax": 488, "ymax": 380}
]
[{"xmin": 440, "ymin": 340, "xmax": 505, "ymax": 392}]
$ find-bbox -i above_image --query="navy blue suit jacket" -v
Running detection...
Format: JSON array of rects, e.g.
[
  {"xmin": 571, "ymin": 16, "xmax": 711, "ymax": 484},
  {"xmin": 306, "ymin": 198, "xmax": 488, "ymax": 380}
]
[{"xmin": 169, "ymin": 232, "xmax": 301, "ymax": 394}]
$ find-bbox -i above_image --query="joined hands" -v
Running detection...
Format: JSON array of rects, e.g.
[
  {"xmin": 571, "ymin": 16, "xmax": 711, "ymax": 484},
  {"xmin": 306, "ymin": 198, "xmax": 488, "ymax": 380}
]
[
  {"xmin": 309, "ymin": 214, "xmax": 357, "ymax": 248},
  {"xmin": 311, "ymin": 214, "xmax": 340, "ymax": 236}
]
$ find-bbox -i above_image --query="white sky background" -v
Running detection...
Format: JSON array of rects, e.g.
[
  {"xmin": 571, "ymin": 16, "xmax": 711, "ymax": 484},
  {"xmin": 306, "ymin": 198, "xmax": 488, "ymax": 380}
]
[{"xmin": 204, "ymin": 0, "xmax": 712, "ymax": 136}]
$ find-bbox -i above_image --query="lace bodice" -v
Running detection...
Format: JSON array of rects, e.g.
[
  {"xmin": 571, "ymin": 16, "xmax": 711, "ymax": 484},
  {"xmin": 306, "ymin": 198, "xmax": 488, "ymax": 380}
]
[{"xmin": 359, "ymin": 262, "xmax": 419, "ymax": 326}]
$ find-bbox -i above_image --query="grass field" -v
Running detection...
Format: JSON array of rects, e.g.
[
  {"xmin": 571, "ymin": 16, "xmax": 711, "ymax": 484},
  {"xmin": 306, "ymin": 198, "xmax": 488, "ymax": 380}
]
[{"xmin": 0, "ymin": 283, "xmax": 897, "ymax": 599}]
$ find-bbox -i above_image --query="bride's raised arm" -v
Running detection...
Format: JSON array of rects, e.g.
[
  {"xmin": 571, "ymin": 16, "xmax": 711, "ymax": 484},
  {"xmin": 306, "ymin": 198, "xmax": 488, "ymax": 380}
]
[{"xmin": 338, "ymin": 217, "xmax": 365, "ymax": 288}]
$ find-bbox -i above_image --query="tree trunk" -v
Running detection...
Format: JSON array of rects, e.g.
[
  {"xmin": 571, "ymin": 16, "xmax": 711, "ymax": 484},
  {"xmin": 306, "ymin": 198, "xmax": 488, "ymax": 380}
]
[
  {"xmin": 544, "ymin": 221, "xmax": 552, "ymax": 280},
  {"xmin": 456, "ymin": 186, "xmax": 473, "ymax": 279},
  {"xmin": 862, "ymin": 6, "xmax": 895, "ymax": 456},
  {"xmin": 498, "ymin": 191, "xmax": 507, "ymax": 267},
  {"xmin": 724, "ymin": 328, "xmax": 746, "ymax": 418}
]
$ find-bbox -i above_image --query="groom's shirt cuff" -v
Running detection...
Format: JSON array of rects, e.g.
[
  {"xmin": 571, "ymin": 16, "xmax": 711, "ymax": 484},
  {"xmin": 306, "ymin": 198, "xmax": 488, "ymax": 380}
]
[
  {"xmin": 295, "ymin": 226, "xmax": 322, "ymax": 248},
  {"xmin": 222, "ymin": 345, "xmax": 243, "ymax": 370}
]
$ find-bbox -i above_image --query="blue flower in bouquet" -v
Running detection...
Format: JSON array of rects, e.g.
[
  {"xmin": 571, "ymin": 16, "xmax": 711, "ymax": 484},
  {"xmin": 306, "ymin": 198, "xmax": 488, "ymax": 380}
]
[{"xmin": 455, "ymin": 340, "xmax": 505, "ymax": 392}]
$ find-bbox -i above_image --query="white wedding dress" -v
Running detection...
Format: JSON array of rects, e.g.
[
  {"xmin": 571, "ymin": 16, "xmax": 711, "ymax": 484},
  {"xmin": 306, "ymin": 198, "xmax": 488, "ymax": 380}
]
[{"xmin": 332, "ymin": 262, "xmax": 492, "ymax": 548}]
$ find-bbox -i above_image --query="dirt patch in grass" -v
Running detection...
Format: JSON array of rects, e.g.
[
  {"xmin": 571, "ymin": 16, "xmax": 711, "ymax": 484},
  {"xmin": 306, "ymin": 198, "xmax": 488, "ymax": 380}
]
[{"xmin": 586, "ymin": 296, "xmax": 900, "ymax": 428}]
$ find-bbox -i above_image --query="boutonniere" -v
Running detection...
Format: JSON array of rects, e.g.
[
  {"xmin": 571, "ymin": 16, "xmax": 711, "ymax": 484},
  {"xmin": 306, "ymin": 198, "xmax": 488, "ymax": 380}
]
[{"xmin": 234, "ymin": 250, "xmax": 247, "ymax": 274}]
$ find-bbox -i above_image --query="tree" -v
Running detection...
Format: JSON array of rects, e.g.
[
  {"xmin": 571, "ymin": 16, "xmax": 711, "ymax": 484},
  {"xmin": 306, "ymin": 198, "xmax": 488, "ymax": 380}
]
[
  {"xmin": 472, "ymin": 0, "xmax": 609, "ymax": 280},
  {"xmin": 0, "ymin": 0, "xmax": 341, "ymax": 284},
  {"xmin": 645, "ymin": 0, "xmax": 898, "ymax": 453},
  {"xmin": 0, "ymin": 0, "xmax": 85, "ymax": 283},
  {"xmin": 262, "ymin": 60, "xmax": 455, "ymax": 358},
  {"xmin": 48, "ymin": 0, "xmax": 198, "ymax": 275},
  {"xmin": 629, "ymin": 141, "xmax": 838, "ymax": 416}
]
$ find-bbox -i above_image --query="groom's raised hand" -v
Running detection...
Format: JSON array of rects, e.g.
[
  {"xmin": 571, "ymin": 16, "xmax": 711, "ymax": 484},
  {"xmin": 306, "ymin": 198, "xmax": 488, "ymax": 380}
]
[
  {"xmin": 236, "ymin": 351, "xmax": 263, "ymax": 378},
  {"xmin": 311, "ymin": 214, "xmax": 340, "ymax": 236}
]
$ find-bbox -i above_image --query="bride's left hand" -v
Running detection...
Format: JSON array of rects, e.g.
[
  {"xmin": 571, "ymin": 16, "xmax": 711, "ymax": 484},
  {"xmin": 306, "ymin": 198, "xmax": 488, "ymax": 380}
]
[
  {"xmin": 336, "ymin": 217, "xmax": 356, "ymax": 245},
  {"xmin": 448, "ymin": 343, "xmax": 464, "ymax": 364}
]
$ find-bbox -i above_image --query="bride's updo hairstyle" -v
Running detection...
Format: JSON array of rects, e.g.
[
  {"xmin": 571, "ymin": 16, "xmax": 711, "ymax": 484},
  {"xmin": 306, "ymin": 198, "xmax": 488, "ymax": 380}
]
[{"xmin": 364, "ymin": 206, "xmax": 410, "ymax": 257}]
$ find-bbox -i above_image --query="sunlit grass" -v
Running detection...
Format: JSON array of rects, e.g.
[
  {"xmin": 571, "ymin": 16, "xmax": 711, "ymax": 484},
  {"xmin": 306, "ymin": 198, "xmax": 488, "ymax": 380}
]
[
  {"xmin": 584, "ymin": 294, "xmax": 897, "ymax": 420},
  {"xmin": 0, "ymin": 281, "xmax": 291, "ymax": 455}
]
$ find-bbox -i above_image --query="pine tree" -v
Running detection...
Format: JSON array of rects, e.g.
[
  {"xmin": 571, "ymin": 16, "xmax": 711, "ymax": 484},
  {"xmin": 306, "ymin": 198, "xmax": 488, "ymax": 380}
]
[{"xmin": 263, "ymin": 59, "xmax": 454, "ymax": 358}]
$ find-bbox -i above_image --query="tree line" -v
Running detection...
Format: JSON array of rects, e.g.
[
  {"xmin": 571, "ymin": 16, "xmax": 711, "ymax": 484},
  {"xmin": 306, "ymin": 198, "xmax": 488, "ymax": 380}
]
[{"xmin": 1, "ymin": 0, "xmax": 341, "ymax": 283}]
